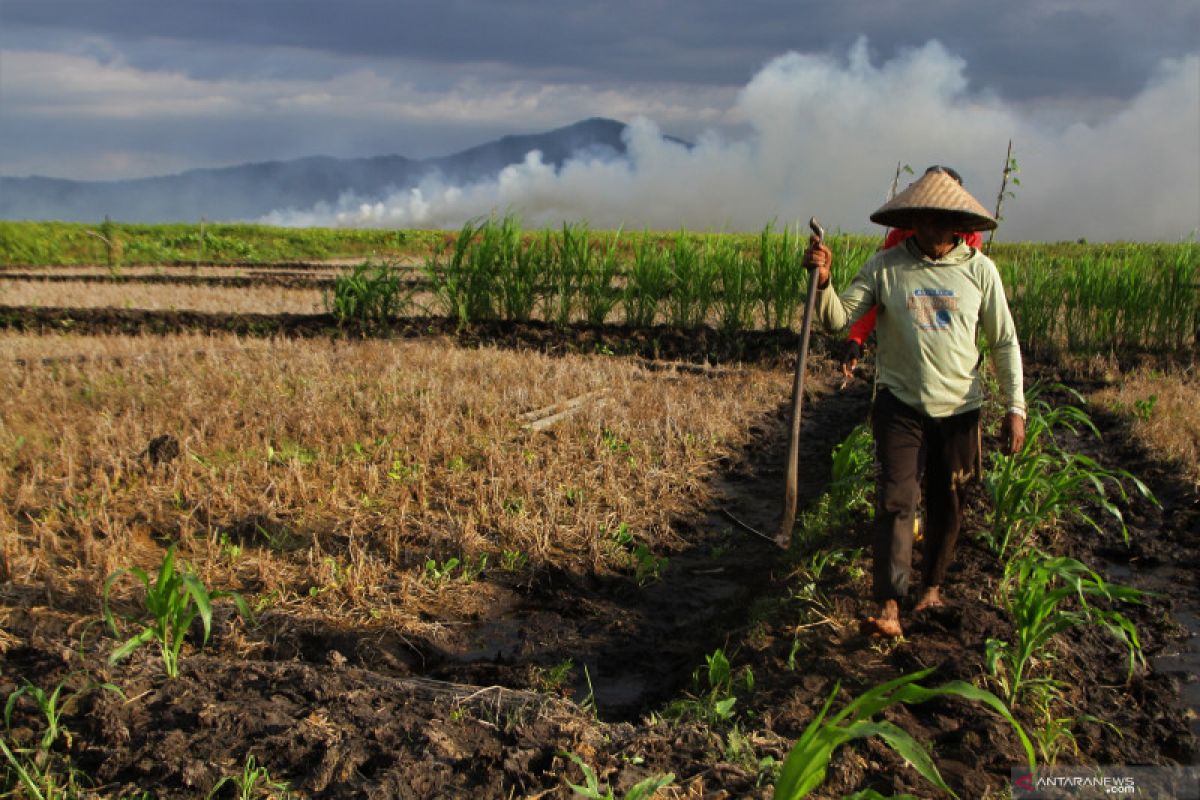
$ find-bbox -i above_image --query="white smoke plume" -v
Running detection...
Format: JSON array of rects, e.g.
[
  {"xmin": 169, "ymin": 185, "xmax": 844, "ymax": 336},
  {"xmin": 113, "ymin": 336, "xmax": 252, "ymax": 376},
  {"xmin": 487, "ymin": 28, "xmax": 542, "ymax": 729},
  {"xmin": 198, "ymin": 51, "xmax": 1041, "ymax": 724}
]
[{"xmin": 265, "ymin": 39, "xmax": 1199, "ymax": 242}]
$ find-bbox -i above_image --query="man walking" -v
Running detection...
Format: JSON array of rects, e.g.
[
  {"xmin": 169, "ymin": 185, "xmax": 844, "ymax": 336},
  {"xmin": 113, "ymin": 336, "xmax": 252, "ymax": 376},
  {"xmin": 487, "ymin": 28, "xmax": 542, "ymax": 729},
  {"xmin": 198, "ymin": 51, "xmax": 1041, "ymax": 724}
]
[
  {"xmin": 838, "ymin": 165, "xmax": 985, "ymax": 383},
  {"xmin": 803, "ymin": 166, "xmax": 1026, "ymax": 637}
]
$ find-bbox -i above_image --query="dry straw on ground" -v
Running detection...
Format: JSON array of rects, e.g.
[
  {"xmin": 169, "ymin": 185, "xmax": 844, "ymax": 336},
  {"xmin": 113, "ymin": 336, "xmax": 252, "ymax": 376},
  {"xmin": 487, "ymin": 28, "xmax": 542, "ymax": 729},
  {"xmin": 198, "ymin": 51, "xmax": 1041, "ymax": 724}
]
[
  {"xmin": 1092, "ymin": 366, "xmax": 1200, "ymax": 486},
  {"xmin": 1, "ymin": 333, "xmax": 786, "ymax": 634},
  {"xmin": 0, "ymin": 280, "xmax": 327, "ymax": 314}
]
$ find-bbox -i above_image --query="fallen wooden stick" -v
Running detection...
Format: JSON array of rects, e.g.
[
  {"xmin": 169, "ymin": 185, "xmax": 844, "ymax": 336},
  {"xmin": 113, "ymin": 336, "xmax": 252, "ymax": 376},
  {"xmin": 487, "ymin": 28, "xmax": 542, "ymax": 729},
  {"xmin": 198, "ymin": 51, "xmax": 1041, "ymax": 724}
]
[{"xmin": 519, "ymin": 389, "xmax": 610, "ymax": 431}]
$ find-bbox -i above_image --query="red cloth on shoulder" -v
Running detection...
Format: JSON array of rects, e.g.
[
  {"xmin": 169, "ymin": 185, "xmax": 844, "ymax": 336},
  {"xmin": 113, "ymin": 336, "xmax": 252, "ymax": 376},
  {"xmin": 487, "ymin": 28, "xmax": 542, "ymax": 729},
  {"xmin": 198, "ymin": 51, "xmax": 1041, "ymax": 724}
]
[{"xmin": 846, "ymin": 229, "xmax": 984, "ymax": 345}]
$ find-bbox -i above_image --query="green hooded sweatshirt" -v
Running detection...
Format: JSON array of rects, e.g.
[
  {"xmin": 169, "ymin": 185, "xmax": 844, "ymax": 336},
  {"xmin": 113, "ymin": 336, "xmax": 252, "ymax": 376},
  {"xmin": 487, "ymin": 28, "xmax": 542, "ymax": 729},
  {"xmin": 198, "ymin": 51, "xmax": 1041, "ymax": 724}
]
[{"xmin": 815, "ymin": 238, "xmax": 1025, "ymax": 418}]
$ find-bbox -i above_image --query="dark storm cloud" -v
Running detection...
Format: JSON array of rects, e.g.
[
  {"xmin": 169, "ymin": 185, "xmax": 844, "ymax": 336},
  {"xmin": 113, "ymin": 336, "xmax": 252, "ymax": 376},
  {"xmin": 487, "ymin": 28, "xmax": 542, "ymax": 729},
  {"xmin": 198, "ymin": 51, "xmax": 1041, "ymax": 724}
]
[
  {"xmin": 3, "ymin": 0, "xmax": 1197, "ymax": 99},
  {"xmin": 1, "ymin": 2, "xmax": 1196, "ymax": 239}
]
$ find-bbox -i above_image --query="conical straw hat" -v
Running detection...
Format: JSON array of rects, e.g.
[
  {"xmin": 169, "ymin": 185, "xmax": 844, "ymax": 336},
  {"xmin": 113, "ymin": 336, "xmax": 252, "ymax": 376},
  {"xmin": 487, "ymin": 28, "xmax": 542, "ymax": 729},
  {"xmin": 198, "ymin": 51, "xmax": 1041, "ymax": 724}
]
[{"xmin": 870, "ymin": 169, "xmax": 997, "ymax": 232}]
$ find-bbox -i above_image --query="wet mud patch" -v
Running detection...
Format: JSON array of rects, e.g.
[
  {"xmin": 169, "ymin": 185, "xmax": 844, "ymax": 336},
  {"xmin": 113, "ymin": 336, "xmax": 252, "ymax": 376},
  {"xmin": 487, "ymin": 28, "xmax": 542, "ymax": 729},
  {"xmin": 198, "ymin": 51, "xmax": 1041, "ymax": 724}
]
[
  {"xmin": 76, "ymin": 657, "xmax": 594, "ymax": 797},
  {"xmin": 1044, "ymin": 374, "xmax": 1200, "ymax": 744}
]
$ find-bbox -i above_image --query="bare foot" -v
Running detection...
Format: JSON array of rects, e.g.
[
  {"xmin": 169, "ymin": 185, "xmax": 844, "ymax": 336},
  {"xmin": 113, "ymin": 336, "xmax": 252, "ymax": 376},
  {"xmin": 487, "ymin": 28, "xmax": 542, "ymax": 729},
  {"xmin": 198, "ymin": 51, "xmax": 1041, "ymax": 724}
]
[
  {"xmin": 914, "ymin": 586, "xmax": 945, "ymax": 612},
  {"xmin": 860, "ymin": 598, "xmax": 903, "ymax": 638}
]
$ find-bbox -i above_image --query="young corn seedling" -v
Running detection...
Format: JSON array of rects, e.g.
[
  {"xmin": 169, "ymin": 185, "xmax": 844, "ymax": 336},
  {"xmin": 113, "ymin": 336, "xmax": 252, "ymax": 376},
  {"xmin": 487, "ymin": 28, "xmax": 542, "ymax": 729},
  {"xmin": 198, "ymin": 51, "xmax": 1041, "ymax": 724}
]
[
  {"xmin": 790, "ymin": 548, "xmax": 864, "ymax": 618},
  {"xmin": 499, "ymin": 549, "xmax": 528, "ymax": 571},
  {"xmin": 723, "ymin": 722, "xmax": 779, "ymax": 784},
  {"xmin": 423, "ymin": 557, "xmax": 461, "ymax": 588},
  {"xmin": 790, "ymin": 424, "xmax": 877, "ymax": 548},
  {"xmin": 630, "ymin": 544, "xmax": 667, "ymax": 586},
  {"xmin": 666, "ymin": 648, "xmax": 753, "ymax": 726},
  {"xmin": 207, "ymin": 753, "xmax": 291, "ymax": 800},
  {"xmin": 5, "ymin": 685, "xmax": 71, "ymax": 763},
  {"xmin": 602, "ymin": 523, "xmax": 667, "ymax": 585},
  {"xmin": 985, "ymin": 550, "xmax": 1146, "ymax": 707},
  {"xmin": 983, "ymin": 389, "xmax": 1156, "ymax": 559},
  {"xmin": 530, "ymin": 658, "xmax": 574, "ymax": 693},
  {"xmin": 561, "ymin": 751, "xmax": 674, "ymax": 800},
  {"xmin": 1027, "ymin": 695, "xmax": 1117, "ymax": 767},
  {"xmin": 0, "ymin": 734, "xmax": 90, "ymax": 800},
  {"xmin": 828, "ymin": 423, "xmax": 875, "ymax": 519},
  {"xmin": 4, "ymin": 675, "xmax": 122, "ymax": 758},
  {"xmin": 103, "ymin": 544, "xmax": 252, "ymax": 679},
  {"xmin": 774, "ymin": 667, "xmax": 1034, "ymax": 800},
  {"xmin": 1, "ymin": 673, "xmax": 123, "ymax": 799}
]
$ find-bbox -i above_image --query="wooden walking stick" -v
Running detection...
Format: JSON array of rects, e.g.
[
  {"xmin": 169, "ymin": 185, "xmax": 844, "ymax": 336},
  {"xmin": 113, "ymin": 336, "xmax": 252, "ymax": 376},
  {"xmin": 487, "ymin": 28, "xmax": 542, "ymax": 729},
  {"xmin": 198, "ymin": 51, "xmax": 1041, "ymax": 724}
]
[{"xmin": 775, "ymin": 216, "xmax": 826, "ymax": 548}]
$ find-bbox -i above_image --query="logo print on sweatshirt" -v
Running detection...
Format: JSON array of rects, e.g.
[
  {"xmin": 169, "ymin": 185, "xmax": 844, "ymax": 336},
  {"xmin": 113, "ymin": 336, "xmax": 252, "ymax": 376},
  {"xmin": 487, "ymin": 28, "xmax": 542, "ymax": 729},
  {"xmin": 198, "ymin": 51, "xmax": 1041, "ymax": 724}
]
[{"xmin": 907, "ymin": 288, "xmax": 958, "ymax": 330}]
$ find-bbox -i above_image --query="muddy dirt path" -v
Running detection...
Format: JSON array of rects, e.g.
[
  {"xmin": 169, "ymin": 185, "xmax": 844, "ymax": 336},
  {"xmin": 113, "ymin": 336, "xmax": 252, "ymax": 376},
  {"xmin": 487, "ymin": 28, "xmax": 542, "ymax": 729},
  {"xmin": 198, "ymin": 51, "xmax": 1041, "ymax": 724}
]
[{"xmin": 0, "ymin": 320, "xmax": 1196, "ymax": 798}]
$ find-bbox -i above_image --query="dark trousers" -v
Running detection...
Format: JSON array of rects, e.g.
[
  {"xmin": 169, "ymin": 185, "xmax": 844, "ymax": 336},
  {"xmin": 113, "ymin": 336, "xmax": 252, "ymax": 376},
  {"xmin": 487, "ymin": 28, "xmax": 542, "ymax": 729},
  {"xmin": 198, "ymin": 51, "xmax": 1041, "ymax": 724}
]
[{"xmin": 871, "ymin": 389, "xmax": 980, "ymax": 602}]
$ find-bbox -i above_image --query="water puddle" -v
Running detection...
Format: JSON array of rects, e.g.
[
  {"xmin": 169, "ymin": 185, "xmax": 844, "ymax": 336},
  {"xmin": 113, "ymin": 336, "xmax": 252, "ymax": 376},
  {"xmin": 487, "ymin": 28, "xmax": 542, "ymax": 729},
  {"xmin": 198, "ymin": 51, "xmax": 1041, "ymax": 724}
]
[
  {"xmin": 1104, "ymin": 560, "xmax": 1200, "ymax": 738},
  {"xmin": 1152, "ymin": 608, "xmax": 1200, "ymax": 738}
]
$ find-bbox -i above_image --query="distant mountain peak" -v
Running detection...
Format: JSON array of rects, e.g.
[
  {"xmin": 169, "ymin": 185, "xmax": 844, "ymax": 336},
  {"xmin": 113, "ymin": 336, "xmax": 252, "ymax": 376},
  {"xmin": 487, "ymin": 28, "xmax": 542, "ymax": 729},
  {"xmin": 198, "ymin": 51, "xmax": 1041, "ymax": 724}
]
[{"xmin": 0, "ymin": 118, "xmax": 674, "ymax": 223}]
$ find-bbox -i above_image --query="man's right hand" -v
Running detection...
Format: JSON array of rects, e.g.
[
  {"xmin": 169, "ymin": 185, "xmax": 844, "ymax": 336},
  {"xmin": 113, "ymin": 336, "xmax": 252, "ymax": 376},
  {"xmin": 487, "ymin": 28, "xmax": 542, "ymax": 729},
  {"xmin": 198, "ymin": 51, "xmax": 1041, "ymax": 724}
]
[
  {"xmin": 803, "ymin": 242, "xmax": 832, "ymax": 289},
  {"xmin": 841, "ymin": 339, "xmax": 862, "ymax": 382},
  {"xmin": 1002, "ymin": 412, "xmax": 1026, "ymax": 455}
]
